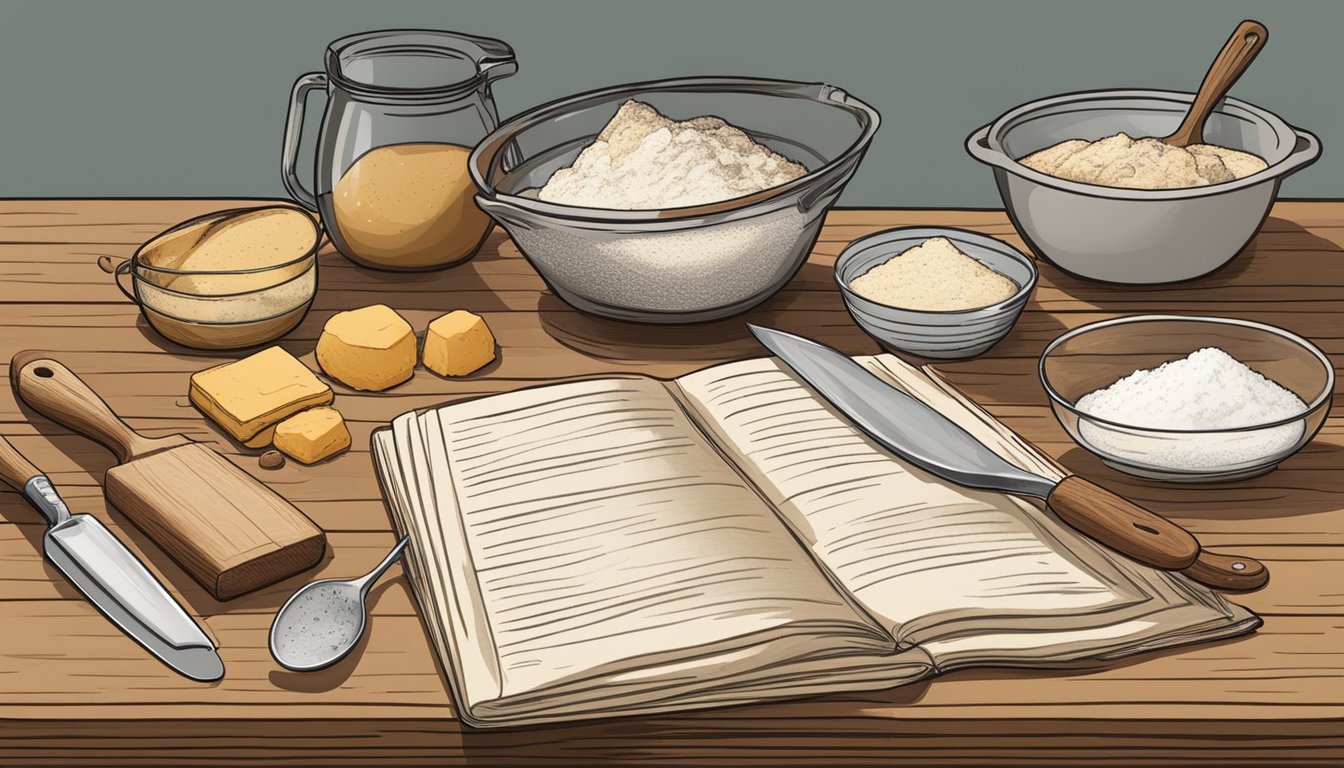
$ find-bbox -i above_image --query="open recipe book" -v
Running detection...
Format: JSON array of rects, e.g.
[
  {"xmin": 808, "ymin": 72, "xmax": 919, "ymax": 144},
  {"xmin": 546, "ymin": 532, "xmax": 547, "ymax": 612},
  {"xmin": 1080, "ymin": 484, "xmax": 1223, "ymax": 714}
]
[{"xmin": 372, "ymin": 353, "xmax": 1258, "ymax": 727}]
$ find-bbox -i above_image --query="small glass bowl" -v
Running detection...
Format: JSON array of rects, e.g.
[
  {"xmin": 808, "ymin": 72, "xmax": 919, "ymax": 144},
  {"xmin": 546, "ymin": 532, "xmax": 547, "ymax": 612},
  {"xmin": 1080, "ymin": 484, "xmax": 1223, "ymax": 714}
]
[
  {"xmin": 1039, "ymin": 315, "xmax": 1333, "ymax": 482},
  {"xmin": 117, "ymin": 206, "xmax": 321, "ymax": 350}
]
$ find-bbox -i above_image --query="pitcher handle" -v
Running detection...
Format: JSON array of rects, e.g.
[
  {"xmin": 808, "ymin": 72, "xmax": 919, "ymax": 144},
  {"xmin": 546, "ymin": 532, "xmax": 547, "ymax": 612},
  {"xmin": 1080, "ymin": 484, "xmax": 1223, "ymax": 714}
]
[
  {"xmin": 281, "ymin": 72, "xmax": 327, "ymax": 211},
  {"xmin": 470, "ymin": 38, "xmax": 519, "ymax": 171},
  {"xmin": 473, "ymin": 36, "xmax": 517, "ymax": 130}
]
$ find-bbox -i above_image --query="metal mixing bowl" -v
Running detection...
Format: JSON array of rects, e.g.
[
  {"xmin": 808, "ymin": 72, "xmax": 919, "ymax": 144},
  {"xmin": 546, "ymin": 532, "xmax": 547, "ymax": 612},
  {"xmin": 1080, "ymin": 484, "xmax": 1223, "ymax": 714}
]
[
  {"xmin": 469, "ymin": 77, "xmax": 880, "ymax": 323},
  {"xmin": 966, "ymin": 90, "xmax": 1320, "ymax": 284},
  {"xmin": 835, "ymin": 227, "xmax": 1037, "ymax": 359}
]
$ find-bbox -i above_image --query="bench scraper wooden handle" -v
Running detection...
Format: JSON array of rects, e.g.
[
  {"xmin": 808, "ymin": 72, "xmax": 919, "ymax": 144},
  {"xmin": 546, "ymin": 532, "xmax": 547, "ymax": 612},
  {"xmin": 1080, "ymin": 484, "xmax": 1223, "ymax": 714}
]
[{"xmin": 11, "ymin": 352, "xmax": 188, "ymax": 463}]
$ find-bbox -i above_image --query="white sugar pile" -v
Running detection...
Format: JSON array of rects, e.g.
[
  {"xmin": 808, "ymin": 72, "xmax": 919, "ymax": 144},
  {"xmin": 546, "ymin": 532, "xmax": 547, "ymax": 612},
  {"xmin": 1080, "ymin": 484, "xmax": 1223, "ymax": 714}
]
[
  {"xmin": 1075, "ymin": 347, "xmax": 1307, "ymax": 471},
  {"xmin": 536, "ymin": 100, "xmax": 807, "ymax": 210}
]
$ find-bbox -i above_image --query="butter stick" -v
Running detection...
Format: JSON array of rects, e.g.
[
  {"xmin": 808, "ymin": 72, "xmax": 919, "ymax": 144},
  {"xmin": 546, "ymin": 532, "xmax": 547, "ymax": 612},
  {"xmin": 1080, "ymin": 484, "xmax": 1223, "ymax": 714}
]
[{"xmin": 189, "ymin": 346, "xmax": 332, "ymax": 443}]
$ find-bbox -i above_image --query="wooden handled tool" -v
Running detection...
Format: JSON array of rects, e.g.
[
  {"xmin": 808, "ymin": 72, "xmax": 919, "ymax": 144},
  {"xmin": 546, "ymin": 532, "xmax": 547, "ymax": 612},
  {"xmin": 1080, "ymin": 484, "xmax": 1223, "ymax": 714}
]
[
  {"xmin": 11, "ymin": 352, "xmax": 326, "ymax": 600},
  {"xmin": 1047, "ymin": 476, "xmax": 1267, "ymax": 591},
  {"xmin": 1045, "ymin": 476, "xmax": 1199, "ymax": 570},
  {"xmin": 1163, "ymin": 20, "xmax": 1267, "ymax": 147}
]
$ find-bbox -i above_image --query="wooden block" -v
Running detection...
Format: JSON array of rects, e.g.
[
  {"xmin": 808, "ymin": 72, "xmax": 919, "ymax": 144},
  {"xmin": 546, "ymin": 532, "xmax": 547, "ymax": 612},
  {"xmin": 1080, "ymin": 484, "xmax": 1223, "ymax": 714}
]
[{"xmin": 104, "ymin": 443, "xmax": 326, "ymax": 600}]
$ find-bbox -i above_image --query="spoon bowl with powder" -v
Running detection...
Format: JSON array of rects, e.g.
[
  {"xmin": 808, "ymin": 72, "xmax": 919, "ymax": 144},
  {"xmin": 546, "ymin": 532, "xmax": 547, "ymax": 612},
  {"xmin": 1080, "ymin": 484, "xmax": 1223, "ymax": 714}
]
[
  {"xmin": 1040, "ymin": 316, "xmax": 1333, "ymax": 483},
  {"xmin": 270, "ymin": 536, "xmax": 410, "ymax": 672}
]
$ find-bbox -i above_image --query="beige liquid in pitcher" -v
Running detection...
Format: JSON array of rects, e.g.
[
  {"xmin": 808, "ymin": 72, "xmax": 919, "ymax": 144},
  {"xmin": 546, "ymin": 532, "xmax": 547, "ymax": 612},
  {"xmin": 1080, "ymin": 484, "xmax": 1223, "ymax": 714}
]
[{"xmin": 331, "ymin": 143, "xmax": 491, "ymax": 270}]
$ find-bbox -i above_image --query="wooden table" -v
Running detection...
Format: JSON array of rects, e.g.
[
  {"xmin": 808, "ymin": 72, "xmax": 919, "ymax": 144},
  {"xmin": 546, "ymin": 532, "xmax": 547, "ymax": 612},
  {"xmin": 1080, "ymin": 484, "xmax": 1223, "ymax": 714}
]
[{"xmin": 1, "ymin": 200, "xmax": 1340, "ymax": 766}]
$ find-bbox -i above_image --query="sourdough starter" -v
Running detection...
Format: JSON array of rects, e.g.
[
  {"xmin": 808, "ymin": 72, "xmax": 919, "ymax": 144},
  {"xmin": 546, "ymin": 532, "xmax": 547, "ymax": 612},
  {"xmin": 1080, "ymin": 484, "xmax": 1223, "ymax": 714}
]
[{"xmin": 331, "ymin": 143, "xmax": 491, "ymax": 269}]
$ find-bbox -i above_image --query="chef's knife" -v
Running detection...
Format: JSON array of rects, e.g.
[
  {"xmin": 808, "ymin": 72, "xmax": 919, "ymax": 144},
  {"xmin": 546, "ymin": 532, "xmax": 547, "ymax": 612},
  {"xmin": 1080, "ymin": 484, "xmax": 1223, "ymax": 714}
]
[
  {"xmin": 0, "ymin": 433, "xmax": 225, "ymax": 681},
  {"xmin": 748, "ymin": 325, "xmax": 1267, "ymax": 591}
]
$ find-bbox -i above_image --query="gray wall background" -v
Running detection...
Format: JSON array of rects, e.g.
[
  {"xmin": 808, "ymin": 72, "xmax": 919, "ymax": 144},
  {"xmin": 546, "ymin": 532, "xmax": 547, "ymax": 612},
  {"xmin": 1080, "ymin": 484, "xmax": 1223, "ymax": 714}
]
[{"xmin": 2, "ymin": 0, "xmax": 1339, "ymax": 205}]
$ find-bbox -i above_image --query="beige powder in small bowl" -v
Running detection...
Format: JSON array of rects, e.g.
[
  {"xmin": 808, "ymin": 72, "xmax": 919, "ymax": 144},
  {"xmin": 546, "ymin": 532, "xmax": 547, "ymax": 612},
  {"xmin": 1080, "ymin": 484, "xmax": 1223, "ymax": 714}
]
[{"xmin": 848, "ymin": 237, "xmax": 1019, "ymax": 311}]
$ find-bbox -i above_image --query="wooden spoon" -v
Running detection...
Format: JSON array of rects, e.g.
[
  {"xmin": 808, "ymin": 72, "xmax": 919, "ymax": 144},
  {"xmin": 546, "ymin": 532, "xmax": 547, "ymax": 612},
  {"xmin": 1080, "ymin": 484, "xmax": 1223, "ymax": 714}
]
[{"xmin": 1163, "ymin": 20, "xmax": 1267, "ymax": 147}]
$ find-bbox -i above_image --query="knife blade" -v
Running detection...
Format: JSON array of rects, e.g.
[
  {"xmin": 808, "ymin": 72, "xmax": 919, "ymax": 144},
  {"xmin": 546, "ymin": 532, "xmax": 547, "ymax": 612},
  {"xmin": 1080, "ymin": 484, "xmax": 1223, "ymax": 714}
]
[
  {"xmin": 748, "ymin": 325, "xmax": 1267, "ymax": 590},
  {"xmin": 0, "ymin": 435, "xmax": 224, "ymax": 681}
]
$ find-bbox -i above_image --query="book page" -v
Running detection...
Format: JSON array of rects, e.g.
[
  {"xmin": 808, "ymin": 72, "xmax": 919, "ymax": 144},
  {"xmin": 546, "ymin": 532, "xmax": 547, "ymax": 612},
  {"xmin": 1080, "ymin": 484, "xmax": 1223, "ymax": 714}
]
[
  {"xmin": 375, "ymin": 413, "xmax": 503, "ymax": 721},
  {"xmin": 426, "ymin": 376, "xmax": 895, "ymax": 703},
  {"xmin": 676, "ymin": 358, "xmax": 1149, "ymax": 646}
]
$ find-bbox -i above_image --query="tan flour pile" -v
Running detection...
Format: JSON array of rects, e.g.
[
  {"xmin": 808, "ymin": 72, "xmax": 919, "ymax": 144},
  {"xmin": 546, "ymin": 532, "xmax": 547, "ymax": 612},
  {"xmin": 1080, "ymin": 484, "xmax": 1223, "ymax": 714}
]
[
  {"xmin": 536, "ymin": 100, "xmax": 807, "ymax": 210},
  {"xmin": 848, "ymin": 237, "xmax": 1019, "ymax": 311},
  {"xmin": 1021, "ymin": 132, "xmax": 1267, "ymax": 190}
]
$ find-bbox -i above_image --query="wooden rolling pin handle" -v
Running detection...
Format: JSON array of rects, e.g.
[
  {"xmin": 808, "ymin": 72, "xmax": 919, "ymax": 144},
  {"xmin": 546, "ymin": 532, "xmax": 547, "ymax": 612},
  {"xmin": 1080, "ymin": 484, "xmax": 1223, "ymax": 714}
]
[
  {"xmin": 1185, "ymin": 551, "xmax": 1269, "ymax": 593},
  {"xmin": 1047, "ymin": 475, "xmax": 1200, "ymax": 570},
  {"xmin": 11, "ymin": 352, "xmax": 171, "ymax": 464},
  {"xmin": 0, "ymin": 433, "xmax": 43, "ymax": 493},
  {"xmin": 1167, "ymin": 20, "xmax": 1268, "ymax": 147}
]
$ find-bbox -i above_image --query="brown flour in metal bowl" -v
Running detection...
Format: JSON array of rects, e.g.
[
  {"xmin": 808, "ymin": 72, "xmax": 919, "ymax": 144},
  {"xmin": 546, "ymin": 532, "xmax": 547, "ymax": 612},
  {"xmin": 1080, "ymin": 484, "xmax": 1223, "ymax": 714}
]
[{"xmin": 1021, "ymin": 132, "xmax": 1268, "ymax": 190}]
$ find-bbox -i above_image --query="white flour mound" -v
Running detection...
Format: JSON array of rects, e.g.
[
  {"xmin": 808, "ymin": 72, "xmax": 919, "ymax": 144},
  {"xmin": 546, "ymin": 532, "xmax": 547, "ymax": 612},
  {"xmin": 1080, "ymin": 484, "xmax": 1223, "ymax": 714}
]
[
  {"xmin": 1076, "ymin": 347, "xmax": 1303, "ymax": 430},
  {"xmin": 536, "ymin": 100, "xmax": 808, "ymax": 210},
  {"xmin": 1075, "ymin": 347, "xmax": 1308, "ymax": 470}
]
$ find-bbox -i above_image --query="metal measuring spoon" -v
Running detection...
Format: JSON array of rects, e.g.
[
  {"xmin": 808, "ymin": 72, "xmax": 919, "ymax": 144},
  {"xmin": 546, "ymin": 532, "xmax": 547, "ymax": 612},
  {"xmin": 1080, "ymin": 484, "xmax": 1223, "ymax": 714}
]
[{"xmin": 269, "ymin": 535, "xmax": 410, "ymax": 671}]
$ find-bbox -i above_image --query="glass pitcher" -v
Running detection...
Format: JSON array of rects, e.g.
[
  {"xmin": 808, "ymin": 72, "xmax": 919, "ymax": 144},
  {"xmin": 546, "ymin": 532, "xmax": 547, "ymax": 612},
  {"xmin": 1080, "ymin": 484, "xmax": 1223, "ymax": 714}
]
[{"xmin": 282, "ymin": 30, "xmax": 516, "ymax": 271}]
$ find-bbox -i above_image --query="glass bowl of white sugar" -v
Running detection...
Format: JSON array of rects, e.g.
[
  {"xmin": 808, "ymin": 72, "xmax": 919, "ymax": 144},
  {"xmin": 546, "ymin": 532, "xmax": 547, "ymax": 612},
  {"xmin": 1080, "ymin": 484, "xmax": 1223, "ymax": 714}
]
[{"xmin": 1040, "ymin": 315, "xmax": 1333, "ymax": 482}]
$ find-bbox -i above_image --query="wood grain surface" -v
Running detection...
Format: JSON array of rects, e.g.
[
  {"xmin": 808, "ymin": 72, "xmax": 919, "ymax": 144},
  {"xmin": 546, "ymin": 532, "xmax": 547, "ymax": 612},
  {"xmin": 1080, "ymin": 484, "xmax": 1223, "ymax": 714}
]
[{"xmin": 0, "ymin": 199, "xmax": 1341, "ymax": 765}]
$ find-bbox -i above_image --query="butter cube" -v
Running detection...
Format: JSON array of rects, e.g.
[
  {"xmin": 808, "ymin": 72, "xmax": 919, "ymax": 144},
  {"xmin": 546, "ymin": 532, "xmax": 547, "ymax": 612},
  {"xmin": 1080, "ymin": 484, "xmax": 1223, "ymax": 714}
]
[
  {"xmin": 423, "ymin": 310, "xmax": 496, "ymax": 377},
  {"xmin": 316, "ymin": 305, "xmax": 416, "ymax": 391},
  {"xmin": 273, "ymin": 407, "xmax": 351, "ymax": 465},
  {"xmin": 189, "ymin": 346, "xmax": 333, "ymax": 443}
]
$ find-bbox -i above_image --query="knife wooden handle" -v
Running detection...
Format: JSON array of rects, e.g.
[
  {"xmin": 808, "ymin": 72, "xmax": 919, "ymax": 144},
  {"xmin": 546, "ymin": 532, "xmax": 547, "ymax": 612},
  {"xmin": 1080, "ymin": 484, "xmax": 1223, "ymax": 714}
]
[
  {"xmin": 0, "ymin": 432, "xmax": 42, "ymax": 492},
  {"xmin": 11, "ymin": 352, "xmax": 187, "ymax": 464},
  {"xmin": 1185, "ymin": 550, "xmax": 1269, "ymax": 592},
  {"xmin": 1047, "ymin": 476, "xmax": 1267, "ymax": 591},
  {"xmin": 1047, "ymin": 475, "xmax": 1199, "ymax": 569}
]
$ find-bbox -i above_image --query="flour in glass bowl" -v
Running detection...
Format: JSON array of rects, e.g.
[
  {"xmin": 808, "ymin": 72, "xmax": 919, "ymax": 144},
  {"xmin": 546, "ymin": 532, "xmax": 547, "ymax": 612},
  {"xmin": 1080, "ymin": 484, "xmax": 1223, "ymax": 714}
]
[{"xmin": 1075, "ymin": 347, "xmax": 1308, "ymax": 470}]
